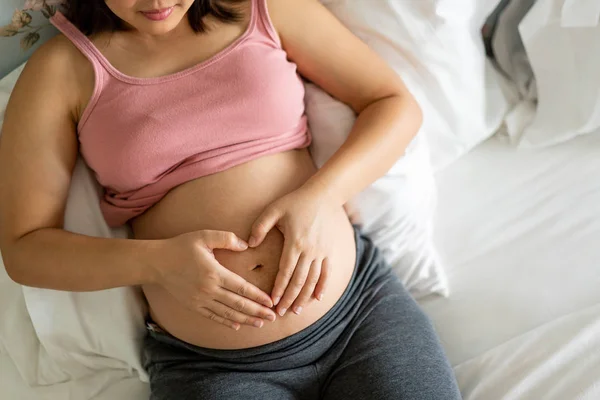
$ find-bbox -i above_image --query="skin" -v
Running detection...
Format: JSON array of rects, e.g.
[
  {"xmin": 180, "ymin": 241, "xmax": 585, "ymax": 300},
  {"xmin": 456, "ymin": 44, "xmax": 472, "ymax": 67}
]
[
  {"xmin": 0, "ymin": 0, "xmax": 421, "ymax": 332},
  {"xmin": 105, "ymin": 0, "xmax": 196, "ymax": 36}
]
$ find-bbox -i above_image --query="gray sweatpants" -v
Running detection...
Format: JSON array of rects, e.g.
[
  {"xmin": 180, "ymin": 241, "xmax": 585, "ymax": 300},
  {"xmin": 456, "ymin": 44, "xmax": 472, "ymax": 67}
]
[{"xmin": 143, "ymin": 229, "xmax": 461, "ymax": 400}]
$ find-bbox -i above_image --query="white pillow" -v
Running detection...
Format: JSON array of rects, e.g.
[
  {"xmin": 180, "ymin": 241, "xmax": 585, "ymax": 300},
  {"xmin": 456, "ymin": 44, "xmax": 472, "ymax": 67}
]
[
  {"xmin": 515, "ymin": 0, "xmax": 600, "ymax": 148},
  {"xmin": 306, "ymin": 84, "xmax": 448, "ymax": 298},
  {"xmin": 21, "ymin": 158, "xmax": 149, "ymax": 385},
  {"xmin": 0, "ymin": 64, "xmax": 24, "ymax": 125},
  {"xmin": 321, "ymin": 0, "xmax": 510, "ymax": 171}
]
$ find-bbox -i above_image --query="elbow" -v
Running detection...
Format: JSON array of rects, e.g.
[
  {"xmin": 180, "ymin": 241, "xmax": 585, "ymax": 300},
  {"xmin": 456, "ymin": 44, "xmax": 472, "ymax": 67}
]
[
  {"xmin": 414, "ymin": 98, "xmax": 424, "ymax": 130},
  {"xmin": 3, "ymin": 253, "xmax": 25, "ymax": 285},
  {"xmin": 1, "ymin": 242, "xmax": 27, "ymax": 286},
  {"xmin": 404, "ymin": 94, "xmax": 423, "ymax": 137},
  {"xmin": 382, "ymin": 86, "xmax": 423, "ymax": 140}
]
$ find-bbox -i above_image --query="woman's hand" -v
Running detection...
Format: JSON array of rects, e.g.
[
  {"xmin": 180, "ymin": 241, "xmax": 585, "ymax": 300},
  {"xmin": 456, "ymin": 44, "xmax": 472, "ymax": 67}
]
[
  {"xmin": 248, "ymin": 186, "xmax": 338, "ymax": 316},
  {"xmin": 153, "ymin": 230, "xmax": 277, "ymax": 331}
]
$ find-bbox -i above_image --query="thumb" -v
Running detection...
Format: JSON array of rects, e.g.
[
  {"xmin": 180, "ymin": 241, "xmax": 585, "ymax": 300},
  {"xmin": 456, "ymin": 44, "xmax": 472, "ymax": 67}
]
[
  {"xmin": 249, "ymin": 206, "xmax": 282, "ymax": 248},
  {"xmin": 200, "ymin": 230, "xmax": 249, "ymax": 252}
]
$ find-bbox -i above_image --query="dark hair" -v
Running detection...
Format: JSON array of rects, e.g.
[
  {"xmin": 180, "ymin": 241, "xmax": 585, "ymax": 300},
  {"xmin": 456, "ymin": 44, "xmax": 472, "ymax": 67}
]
[{"xmin": 64, "ymin": 0, "xmax": 244, "ymax": 36}]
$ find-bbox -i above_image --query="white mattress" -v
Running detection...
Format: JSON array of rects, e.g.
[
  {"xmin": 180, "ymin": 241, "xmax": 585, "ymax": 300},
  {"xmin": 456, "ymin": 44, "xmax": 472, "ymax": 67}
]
[
  {"xmin": 423, "ymin": 132, "xmax": 600, "ymax": 399},
  {"xmin": 2, "ymin": 132, "xmax": 600, "ymax": 399}
]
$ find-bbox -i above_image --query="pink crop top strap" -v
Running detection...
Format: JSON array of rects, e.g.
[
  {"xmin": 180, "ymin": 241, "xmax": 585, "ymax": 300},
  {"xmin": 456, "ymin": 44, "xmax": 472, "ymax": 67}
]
[
  {"xmin": 49, "ymin": 12, "xmax": 109, "ymax": 130},
  {"xmin": 50, "ymin": 0, "xmax": 311, "ymax": 227}
]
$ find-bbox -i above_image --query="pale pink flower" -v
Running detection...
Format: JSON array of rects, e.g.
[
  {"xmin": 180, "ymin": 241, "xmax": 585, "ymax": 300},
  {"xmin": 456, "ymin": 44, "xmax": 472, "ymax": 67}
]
[
  {"xmin": 23, "ymin": 0, "xmax": 45, "ymax": 11},
  {"xmin": 23, "ymin": 0, "xmax": 64, "ymax": 11}
]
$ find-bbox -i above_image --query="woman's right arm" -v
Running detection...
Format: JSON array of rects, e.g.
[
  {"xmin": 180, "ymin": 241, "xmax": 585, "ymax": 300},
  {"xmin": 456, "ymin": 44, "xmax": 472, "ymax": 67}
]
[
  {"xmin": 0, "ymin": 38, "xmax": 275, "ymax": 328},
  {"xmin": 0, "ymin": 37, "xmax": 153, "ymax": 290}
]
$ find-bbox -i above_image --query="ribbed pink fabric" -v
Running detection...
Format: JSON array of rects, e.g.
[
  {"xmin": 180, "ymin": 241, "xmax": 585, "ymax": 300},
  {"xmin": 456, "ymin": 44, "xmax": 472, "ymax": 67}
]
[{"xmin": 50, "ymin": 0, "xmax": 310, "ymax": 227}]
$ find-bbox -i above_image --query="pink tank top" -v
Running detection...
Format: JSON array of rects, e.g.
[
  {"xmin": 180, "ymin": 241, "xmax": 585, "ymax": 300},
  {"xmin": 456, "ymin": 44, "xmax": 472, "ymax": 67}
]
[{"xmin": 50, "ymin": 0, "xmax": 310, "ymax": 227}]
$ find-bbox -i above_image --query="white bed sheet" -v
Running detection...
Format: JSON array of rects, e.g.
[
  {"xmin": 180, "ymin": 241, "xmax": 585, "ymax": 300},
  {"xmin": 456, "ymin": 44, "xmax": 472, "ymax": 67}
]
[{"xmin": 423, "ymin": 132, "xmax": 600, "ymax": 399}]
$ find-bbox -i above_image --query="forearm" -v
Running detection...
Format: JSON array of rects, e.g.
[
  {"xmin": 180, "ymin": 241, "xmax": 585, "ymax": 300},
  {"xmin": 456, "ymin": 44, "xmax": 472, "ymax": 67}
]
[
  {"xmin": 305, "ymin": 94, "xmax": 422, "ymax": 204},
  {"xmin": 3, "ymin": 228, "xmax": 160, "ymax": 291}
]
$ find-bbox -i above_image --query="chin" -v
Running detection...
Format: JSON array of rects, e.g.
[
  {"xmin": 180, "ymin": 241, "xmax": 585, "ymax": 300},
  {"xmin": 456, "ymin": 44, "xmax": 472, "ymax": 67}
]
[{"xmin": 132, "ymin": 11, "xmax": 187, "ymax": 36}]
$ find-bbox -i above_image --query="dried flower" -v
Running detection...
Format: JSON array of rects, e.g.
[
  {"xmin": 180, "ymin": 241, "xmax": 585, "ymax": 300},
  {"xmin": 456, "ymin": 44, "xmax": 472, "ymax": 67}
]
[
  {"xmin": 11, "ymin": 9, "xmax": 33, "ymax": 29},
  {"xmin": 21, "ymin": 31, "xmax": 41, "ymax": 50},
  {"xmin": 0, "ymin": 0, "xmax": 64, "ymax": 52},
  {"xmin": 0, "ymin": 25, "xmax": 19, "ymax": 37}
]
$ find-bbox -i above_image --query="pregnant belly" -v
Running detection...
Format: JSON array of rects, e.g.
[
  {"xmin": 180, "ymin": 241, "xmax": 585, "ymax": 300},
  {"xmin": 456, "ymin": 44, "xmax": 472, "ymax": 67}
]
[{"xmin": 132, "ymin": 149, "xmax": 356, "ymax": 349}]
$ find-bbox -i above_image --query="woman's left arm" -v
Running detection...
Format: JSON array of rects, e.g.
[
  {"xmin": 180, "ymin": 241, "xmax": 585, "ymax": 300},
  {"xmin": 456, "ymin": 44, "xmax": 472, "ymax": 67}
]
[
  {"xmin": 274, "ymin": 0, "xmax": 422, "ymax": 203},
  {"xmin": 249, "ymin": 0, "xmax": 423, "ymax": 315}
]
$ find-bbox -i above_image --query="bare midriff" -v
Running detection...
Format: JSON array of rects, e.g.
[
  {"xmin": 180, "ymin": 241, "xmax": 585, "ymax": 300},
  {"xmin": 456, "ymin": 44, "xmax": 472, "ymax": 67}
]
[{"xmin": 132, "ymin": 149, "xmax": 356, "ymax": 349}]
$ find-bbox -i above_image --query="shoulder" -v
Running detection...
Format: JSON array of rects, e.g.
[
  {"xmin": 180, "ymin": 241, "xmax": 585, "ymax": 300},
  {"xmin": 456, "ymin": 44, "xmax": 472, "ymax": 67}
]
[
  {"xmin": 27, "ymin": 33, "xmax": 90, "ymax": 79},
  {"xmin": 266, "ymin": 0, "xmax": 316, "ymax": 12},
  {"xmin": 20, "ymin": 33, "xmax": 94, "ymax": 117},
  {"xmin": 265, "ymin": 0, "xmax": 318, "ymax": 18},
  {"xmin": 265, "ymin": 0, "xmax": 323, "ymax": 37}
]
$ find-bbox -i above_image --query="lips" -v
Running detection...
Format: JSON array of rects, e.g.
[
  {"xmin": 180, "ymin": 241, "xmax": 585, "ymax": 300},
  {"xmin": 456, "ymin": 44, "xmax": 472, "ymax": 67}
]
[{"xmin": 140, "ymin": 6, "xmax": 174, "ymax": 21}]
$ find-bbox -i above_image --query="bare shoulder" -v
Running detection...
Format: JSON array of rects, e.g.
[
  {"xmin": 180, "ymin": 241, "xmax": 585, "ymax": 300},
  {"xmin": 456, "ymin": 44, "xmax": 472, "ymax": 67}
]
[
  {"xmin": 16, "ymin": 33, "xmax": 93, "ymax": 117},
  {"xmin": 265, "ymin": 0, "xmax": 318, "ymax": 20},
  {"xmin": 264, "ymin": 0, "xmax": 325, "ymax": 40},
  {"xmin": 266, "ymin": 0, "xmax": 316, "ymax": 13},
  {"xmin": 26, "ymin": 33, "xmax": 89, "ymax": 80}
]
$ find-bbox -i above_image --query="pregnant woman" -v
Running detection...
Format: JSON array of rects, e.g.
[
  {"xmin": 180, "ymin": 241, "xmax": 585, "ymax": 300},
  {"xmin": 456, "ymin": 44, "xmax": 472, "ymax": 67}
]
[{"xmin": 0, "ymin": 0, "xmax": 461, "ymax": 399}]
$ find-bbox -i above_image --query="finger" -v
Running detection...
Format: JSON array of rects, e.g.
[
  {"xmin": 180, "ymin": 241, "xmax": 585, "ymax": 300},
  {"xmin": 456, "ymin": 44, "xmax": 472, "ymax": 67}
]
[
  {"xmin": 198, "ymin": 307, "xmax": 240, "ymax": 331},
  {"xmin": 216, "ymin": 289, "xmax": 277, "ymax": 322},
  {"xmin": 291, "ymin": 259, "xmax": 322, "ymax": 315},
  {"xmin": 210, "ymin": 301, "xmax": 267, "ymax": 328},
  {"xmin": 201, "ymin": 230, "xmax": 248, "ymax": 251},
  {"xmin": 271, "ymin": 239, "xmax": 301, "ymax": 306},
  {"xmin": 314, "ymin": 257, "xmax": 330, "ymax": 301},
  {"xmin": 249, "ymin": 206, "xmax": 282, "ymax": 248},
  {"xmin": 220, "ymin": 267, "xmax": 274, "ymax": 308},
  {"xmin": 277, "ymin": 253, "xmax": 312, "ymax": 316}
]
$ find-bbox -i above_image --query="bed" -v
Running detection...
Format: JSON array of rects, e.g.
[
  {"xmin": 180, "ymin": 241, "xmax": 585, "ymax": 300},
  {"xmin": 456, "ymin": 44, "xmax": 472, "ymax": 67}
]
[
  {"xmin": 2, "ymin": 0, "xmax": 600, "ymax": 399},
  {"xmin": 424, "ymin": 131, "xmax": 600, "ymax": 399},
  {"xmin": 2, "ymin": 128, "xmax": 599, "ymax": 399}
]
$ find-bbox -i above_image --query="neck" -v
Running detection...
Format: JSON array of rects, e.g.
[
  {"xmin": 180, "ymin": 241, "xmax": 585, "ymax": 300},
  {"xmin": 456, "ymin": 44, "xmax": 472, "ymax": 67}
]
[{"xmin": 126, "ymin": 17, "xmax": 197, "ymax": 48}]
